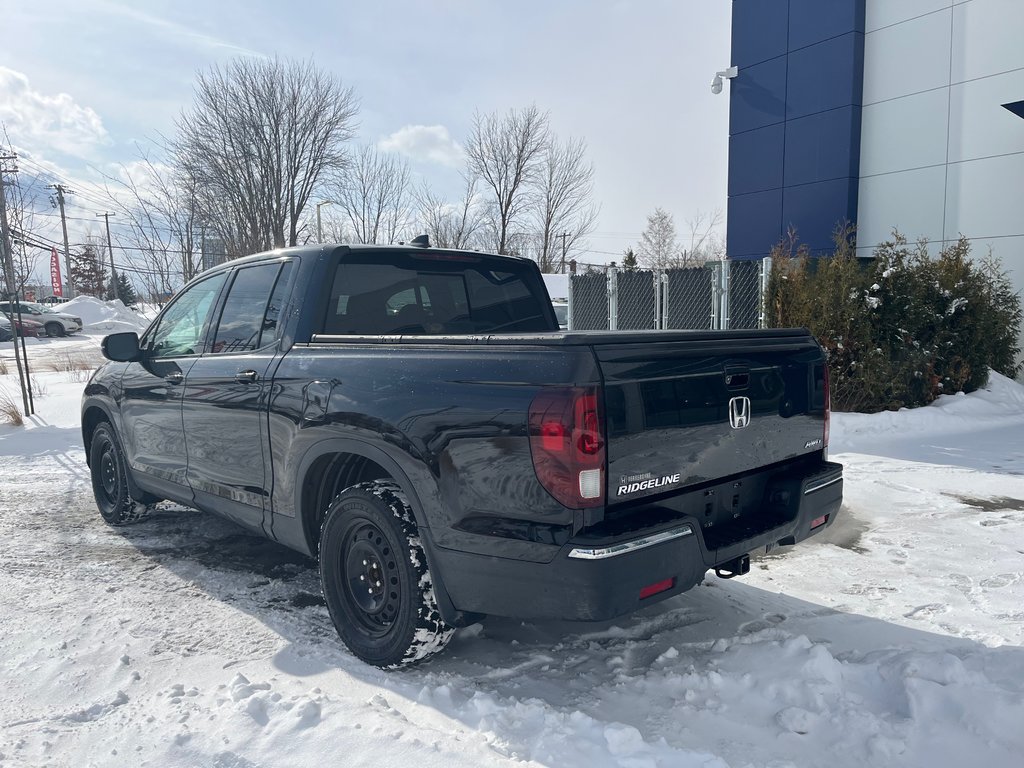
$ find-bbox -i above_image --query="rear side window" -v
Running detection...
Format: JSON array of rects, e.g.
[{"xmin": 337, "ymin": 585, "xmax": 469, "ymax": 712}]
[
  {"xmin": 321, "ymin": 254, "xmax": 553, "ymax": 335},
  {"xmin": 210, "ymin": 262, "xmax": 291, "ymax": 353}
]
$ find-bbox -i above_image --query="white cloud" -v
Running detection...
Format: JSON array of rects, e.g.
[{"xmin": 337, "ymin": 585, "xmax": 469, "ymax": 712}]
[
  {"xmin": 378, "ymin": 125, "xmax": 464, "ymax": 168},
  {"xmin": 0, "ymin": 67, "xmax": 110, "ymax": 158}
]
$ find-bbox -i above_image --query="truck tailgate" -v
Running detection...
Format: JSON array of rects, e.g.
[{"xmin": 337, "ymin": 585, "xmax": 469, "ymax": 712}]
[{"xmin": 596, "ymin": 330, "xmax": 828, "ymax": 505}]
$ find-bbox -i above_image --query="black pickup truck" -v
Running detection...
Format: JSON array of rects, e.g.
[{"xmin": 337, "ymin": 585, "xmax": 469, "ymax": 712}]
[{"xmin": 82, "ymin": 240, "xmax": 842, "ymax": 667}]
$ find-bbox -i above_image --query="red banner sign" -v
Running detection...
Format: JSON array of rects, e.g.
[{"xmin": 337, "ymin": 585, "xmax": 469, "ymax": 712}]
[{"xmin": 50, "ymin": 247, "xmax": 63, "ymax": 297}]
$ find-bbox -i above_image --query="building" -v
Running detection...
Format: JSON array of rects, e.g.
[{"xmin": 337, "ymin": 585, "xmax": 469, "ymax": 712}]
[
  {"xmin": 201, "ymin": 237, "xmax": 228, "ymax": 273},
  {"xmin": 725, "ymin": 0, "xmax": 1024, "ymax": 299}
]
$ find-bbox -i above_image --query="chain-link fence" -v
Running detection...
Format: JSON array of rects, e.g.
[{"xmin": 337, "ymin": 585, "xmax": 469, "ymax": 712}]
[
  {"xmin": 567, "ymin": 258, "xmax": 771, "ymax": 332},
  {"xmin": 567, "ymin": 273, "xmax": 608, "ymax": 330},
  {"xmin": 664, "ymin": 266, "xmax": 714, "ymax": 330}
]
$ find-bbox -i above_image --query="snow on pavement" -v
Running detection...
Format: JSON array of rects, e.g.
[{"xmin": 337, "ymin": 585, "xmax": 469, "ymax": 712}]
[{"xmin": 0, "ymin": 334, "xmax": 1022, "ymax": 767}]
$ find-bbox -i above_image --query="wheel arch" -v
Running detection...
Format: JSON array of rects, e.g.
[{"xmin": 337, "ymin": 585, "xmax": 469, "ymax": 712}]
[
  {"xmin": 81, "ymin": 400, "xmax": 117, "ymax": 467},
  {"xmin": 295, "ymin": 438, "xmax": 434, "ymax": 557},
  {"xmin": 294, "ymin": 438, "xmax": 462, "ymax": 625}
]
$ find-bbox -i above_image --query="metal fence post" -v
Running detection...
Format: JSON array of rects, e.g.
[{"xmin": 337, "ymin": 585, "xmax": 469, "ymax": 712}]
[
  {"xmin": 567, "ymin": 273, "xmax": 575, "ymax": 330},
  {"xmin": 720, "ymin": 259, "xmax": 731, "ymax": 330},
  {"xmin": 759, "ymin": 256, "xmax": 772, "ymax": 329},
  {"xmin": 607, "ymin": 267, "xmax": 618, "ymax": 330},
  {"xmin": 653, "ymin": 270, "xmax": 663, "ymax": 330}
]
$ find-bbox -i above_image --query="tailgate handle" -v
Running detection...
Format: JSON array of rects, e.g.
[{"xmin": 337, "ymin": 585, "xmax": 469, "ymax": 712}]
[{"xmin": 725, "ymin": 372, "xmax": 749, "ymax": 389}]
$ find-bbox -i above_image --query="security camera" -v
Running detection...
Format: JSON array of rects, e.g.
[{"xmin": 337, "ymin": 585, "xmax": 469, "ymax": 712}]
[{"xmin": 711, "ymin": 66, "xmax": 739, "ymax": 95}]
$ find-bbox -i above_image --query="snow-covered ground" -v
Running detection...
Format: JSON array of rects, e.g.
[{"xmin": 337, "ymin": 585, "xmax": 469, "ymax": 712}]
[{"xmin": 1, "ymin": 331, "xmax": 1022, "ymax": 768}]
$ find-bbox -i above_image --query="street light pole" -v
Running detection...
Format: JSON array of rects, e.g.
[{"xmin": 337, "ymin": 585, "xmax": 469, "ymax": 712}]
[{"xmin": 316, "ymin": 200, "xmax": 334, "ymax": 244}]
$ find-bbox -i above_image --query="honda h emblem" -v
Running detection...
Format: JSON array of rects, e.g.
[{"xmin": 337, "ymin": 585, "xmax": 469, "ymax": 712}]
[{"xmin": 729, "ymin": 396, "xmax": 751, "ymax": 429}]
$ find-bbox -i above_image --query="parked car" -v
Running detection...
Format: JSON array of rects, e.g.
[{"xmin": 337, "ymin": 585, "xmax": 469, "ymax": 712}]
[
  {"xmin": 551, "ymin": 301, "xmax": 568, "ymax": 329},
  {"xmin": 83, "ymin": 239, "xmax": 842, "ymax": 667},
  {"xmin": 0, "ymin": 301, "xmax": 83, "ymax": 337},
  {"xmin": 0, "ymin": 314, "xmax": 44, "ymax": 338},
  {"xmin": 0, "ymin": 318, "xmax": 12, "ymax": 342},
  {"xmin": 39, "ymin": 296, "xmax": 70, "ymax": 305}
]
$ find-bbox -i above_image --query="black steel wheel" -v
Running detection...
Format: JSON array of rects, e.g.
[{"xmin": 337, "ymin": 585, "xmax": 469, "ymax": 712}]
[
  {"xmin": 89, "ymin": 423, "xmax": 151, "ymax": 525},
  {"xmin": 319, "ymin": 480, "xmax": 454, "ymax": 667}
]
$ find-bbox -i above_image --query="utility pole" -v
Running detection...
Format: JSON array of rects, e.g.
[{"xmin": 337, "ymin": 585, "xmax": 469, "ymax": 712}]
[
  {"xmin": 49, "ymin": 184, "xmax": 75, "ymax": 298},
  {"xmin": 558, "ymin": 232, "xmax": 570, "ymax": 274},
  {"xmin": 98, "ymin": 212, "xmax": 118, "ymax": 300},
  {"xmin": 0, "ymin": 152, "xmax": 32, "ymax": 415},
  {"xmin": 316, "ymin": 200, "xmax": 334, "ymax": 244}
]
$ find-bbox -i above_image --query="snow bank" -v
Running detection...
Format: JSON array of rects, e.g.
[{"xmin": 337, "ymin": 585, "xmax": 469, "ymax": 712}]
[
  {"xmin": 832, "ymin": 371, "xmax": 1024, "ymax": 456},
  {"xmin": 60, "ymin": 295, "xmax": 150, "ymax": 334}
]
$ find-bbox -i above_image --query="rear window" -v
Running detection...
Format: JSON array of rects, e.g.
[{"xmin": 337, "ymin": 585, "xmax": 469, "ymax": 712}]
[{"xmin": 321, "ymin": 253, "xmax": 554, "ymax": 335}]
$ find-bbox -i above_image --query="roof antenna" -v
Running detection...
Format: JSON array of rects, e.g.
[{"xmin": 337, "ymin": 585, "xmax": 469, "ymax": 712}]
[{"xmin": 410, "ymin": 234, "xmax": 431, "ymax": 248}]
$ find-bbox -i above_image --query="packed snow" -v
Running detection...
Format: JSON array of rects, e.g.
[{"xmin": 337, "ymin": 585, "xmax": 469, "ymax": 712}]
[
  {"xmin": 1, "ymin": 323, "xmax": 1022, "ymax": 768},
  {"xmin": 58, "ymin": 296, "xmax": 150, "ymax": 335}
]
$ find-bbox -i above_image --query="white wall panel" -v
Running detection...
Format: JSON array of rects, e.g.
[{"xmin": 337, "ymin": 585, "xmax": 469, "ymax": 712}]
[
  {"xmin": 863, "ymin": 8, "xmax": 952, "ymax": 104},
  {"xmin": 951, "ymin": 0, "xmax": 1024, "ymax": 83},
  {"xmin": 948, "ymin": 69, "xmax": 1024, "ymax": 163},
  {"xmin": 865, "ymin": 0, "xmax": 951, "ymax": 33},
  {"xmin": 857, "ymin": 165, "xmax": 947, "ymax": 247},
  {"xmin": 945, "ymin": 153, "xmax": 1024, "ymax": 240},
  {"xmin": 860, "ymin": 88, "xmax": 950, "ymax": 176}
]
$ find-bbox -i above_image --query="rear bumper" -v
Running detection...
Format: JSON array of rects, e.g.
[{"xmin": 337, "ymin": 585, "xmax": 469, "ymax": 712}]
[{"xmin": 433, "ymin": 460, "xmax": 843, "ymax": 621}]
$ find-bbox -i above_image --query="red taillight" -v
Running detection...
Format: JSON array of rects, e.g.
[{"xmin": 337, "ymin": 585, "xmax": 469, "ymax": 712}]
[
  {"xmin": 529, "ymin": 387, "xmax": 605, "ymax": 508},
  {"xmin": 823, "ymin": 364, "xmax": 831, "ymax": 451},
  {"xmin": 639, "ymin": 577, "xmax": 675, "ymax": 599}
]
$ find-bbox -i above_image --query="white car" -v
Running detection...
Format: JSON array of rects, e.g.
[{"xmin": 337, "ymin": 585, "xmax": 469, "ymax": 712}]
[
  {"xmin": 552, "ymin": 301, "xmax": 568, "ymax": 330},
  {"xmin": 0, "ymin": 301, "xmax": 83, "ymax": 337}
]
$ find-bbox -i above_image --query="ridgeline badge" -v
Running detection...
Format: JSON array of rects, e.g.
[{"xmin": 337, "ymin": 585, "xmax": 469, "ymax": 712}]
[{"xmin": 616, "ymin": 472, "xmax": 682, "ymax": 496}]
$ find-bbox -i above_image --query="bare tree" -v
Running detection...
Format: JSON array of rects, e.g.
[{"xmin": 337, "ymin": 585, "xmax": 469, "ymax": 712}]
[
  {"xmin": 680, "ymin": 209, "xmax": 725, "ymax": 266},
  {"xmin": 636, "ymin": 208, "xmax": 680, "ymax": 270},
  {"xmin": 332, "ymin": 145, "xmax": 412, "ymax": 244},
  {"xmin": 0, "ymin": 127, "xmax": 47, "ymax": 294},
  {"xmin": 173, "ymin": 57, "xmax": 358, "ymax": 257},
  {"xmin": 532, "ymin": 136, "xmax": 598, "ymax": 272},
  {"xmin": 465, "ymin": 105, "xmax": 549, "ymax": 255},
  {"xmin": 103, "ymin": 147, "xmax": 202, "ymax": 301},
  {"xmin": 415, "ymin": 176, "xmax": 485, "ymax": 250}
]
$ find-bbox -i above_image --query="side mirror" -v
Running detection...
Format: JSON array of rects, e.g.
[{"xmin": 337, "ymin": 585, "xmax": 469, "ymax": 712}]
[{"xmin": 102, "ymin": 332, "xmax": 141, "ymax": 362}]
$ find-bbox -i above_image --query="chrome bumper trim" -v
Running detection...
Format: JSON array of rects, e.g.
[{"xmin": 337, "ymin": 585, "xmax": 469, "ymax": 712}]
[
  {"xmin": 567, "ymin": 525, "xmax": 694, "ymax": 560},
  {"xmin": 804, "ymin": 475, "xmax": 842, "ymax": 495}
]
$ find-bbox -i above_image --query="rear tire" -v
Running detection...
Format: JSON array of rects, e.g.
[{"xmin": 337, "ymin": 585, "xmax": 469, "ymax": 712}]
[
  {"xmin": 45, "ymin": 322, "xmax": 64, "ymax": 337},
  {"xmin": 319, "ymin": 480, "xmax": 454, "ymax": 667},
  {"xmin": 89, "ymin": 423, "xmax": 152, "ymax": 525}
]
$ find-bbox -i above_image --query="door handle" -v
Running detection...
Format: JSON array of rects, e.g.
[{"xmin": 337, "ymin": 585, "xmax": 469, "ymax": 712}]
[
  {"xmin": 235, "ymin": 370, "xmax": 259, "ymax": 383},
  {"xmin": 165, "ymin": 370, "xmax": 184, "ymax": 384}
]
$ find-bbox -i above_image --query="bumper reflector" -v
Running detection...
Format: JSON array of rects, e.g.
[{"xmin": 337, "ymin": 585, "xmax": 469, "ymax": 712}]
[
  {"xmin": 639, "ymin": 578, "xmax": 675, "ymax": 600},
  {"xmin": 579, "ymin": 468, "xmax": 602, "ymax": 499},
  {"xmin": 810, "ymin": 514, "xmax": 829, "ymax": 530}
]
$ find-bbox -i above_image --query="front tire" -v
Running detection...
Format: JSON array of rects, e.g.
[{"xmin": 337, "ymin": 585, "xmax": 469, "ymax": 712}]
[
  {"xmin": 319, "ymin": 480, "xmax": 454, "ymax": 667},
  {"xmin": 45, "ymin": 322, "xmax": 64, "ymax": 337},
  {"xmin": 89, "ymin": 423, "xmax": 152, "ymax": 525}
]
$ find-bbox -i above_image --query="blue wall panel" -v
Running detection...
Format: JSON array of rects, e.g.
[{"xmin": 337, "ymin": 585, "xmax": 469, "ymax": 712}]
[
  {"xmin": 727, "ymin": 0, "xmax": 865, "ymax": 259},
  {"xmin": 786, "ymin": 33, "xmax": 863, "ymax": 120},
  {"xmin": 784, "ymin": 105, "xmax": 861, "ymax": 186},
  {"xmin": 729, "ymin": 123, "xmax": 785, "ymax": 195},
  {"xmin": 788, "ymin": 0, "xmax": 864, "ymax": 50},
  {"xmin": 731, "ymin": 0, "xmax": 790, "ymax": 68},
  {"xmin": 782, "ymin": 178, "xmax": 859, "ymax": 253},
  {"xmin": 729, "ymin": 56, "xmax": 789, "ymax": 135},
  {"xmin": 728, "ymin": 188, "xmax": 784, "ymax": 259}
]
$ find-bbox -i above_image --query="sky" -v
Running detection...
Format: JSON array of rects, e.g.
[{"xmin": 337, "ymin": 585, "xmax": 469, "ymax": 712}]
[{"xmin": 0, "ymin": 0, "xmax": 732, "ymax": 279}]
